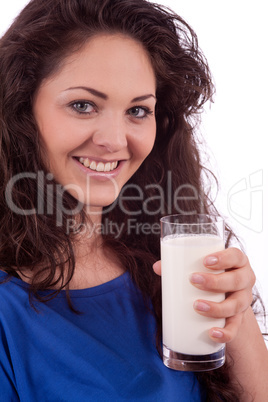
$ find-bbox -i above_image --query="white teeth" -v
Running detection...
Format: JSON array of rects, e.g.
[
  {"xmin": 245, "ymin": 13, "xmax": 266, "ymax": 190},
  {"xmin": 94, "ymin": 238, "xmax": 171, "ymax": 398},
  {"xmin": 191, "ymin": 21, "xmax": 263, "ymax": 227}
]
[
  {"xmin": 78, "ymin": 158, "xmax": 119, "ymax": 172},
  {"xmin": 96, "ymin": 162, "xmax": 105, "ymax": 172},
  {"xmin": 104, "ymin": 162, "xmax": 111, "ymax": 172},
  {"xmin": 90, "ymin": 161, "xmax": 97, "ymax": 170},
  {"xmin": 83, "ymin": 158, "xmax": 90, "ymax": 168}
]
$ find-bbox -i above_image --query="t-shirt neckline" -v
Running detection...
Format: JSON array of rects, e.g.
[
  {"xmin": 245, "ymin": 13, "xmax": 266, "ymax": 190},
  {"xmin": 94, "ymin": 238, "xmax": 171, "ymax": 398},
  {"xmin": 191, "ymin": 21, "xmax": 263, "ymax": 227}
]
[{"xmin": 0, "ymin": 270, "xmax": 130, "ymax": 298}]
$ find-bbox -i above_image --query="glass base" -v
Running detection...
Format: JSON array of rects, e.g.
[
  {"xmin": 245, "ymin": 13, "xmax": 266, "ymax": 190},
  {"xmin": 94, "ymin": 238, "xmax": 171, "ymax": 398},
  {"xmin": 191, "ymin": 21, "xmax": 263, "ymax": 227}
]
[{"xmin": 163, "ymin": 344, "xmax": 225, "ymax": 372}]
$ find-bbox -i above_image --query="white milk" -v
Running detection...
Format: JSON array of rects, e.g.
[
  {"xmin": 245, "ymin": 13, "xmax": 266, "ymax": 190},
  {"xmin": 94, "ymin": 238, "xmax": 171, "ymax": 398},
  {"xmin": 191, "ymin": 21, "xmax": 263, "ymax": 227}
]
[{"xmin": 161, "ymin": 234, "xmax": 225, "ymax": 356}]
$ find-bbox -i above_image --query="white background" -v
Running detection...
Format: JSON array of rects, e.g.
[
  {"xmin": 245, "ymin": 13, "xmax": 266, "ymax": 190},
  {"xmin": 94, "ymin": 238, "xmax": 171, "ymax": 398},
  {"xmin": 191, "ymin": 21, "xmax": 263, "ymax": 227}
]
[
  {"xmin": 156, "ymin": 0, "xmax": 268, "ymax": 327},
  {"xmin": 1, "ymin": 1, "xmax": 267, "ymax": 332}
]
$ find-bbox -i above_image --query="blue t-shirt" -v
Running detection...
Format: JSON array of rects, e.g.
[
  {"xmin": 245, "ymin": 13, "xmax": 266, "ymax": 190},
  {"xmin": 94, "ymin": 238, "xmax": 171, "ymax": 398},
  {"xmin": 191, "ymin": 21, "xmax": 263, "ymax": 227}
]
[{"xmin": 0, "ymin": 270, "xmax": 205, "ymax": 401}]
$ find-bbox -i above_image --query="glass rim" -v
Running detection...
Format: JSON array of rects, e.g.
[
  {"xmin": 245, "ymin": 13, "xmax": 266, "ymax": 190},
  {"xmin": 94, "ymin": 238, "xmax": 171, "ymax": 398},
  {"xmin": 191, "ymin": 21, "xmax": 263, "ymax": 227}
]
[{"xmin": 160, "ymin": 214, "xmax": 224, "ymax": 226}]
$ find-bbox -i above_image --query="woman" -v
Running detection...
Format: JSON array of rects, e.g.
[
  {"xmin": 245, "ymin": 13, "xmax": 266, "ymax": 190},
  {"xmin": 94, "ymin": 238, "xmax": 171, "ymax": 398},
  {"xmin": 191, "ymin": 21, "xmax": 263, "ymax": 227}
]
[{"xmin": 0, "ymin": 0, "xmax": 267, "ymax": 400}]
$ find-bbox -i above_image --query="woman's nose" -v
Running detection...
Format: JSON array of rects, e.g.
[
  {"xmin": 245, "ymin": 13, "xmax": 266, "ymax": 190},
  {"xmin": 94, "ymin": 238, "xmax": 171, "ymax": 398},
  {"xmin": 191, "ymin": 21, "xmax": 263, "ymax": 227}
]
[{"xmin": 92, "ymin": 114, "xmax": 128, "ymax": 153}]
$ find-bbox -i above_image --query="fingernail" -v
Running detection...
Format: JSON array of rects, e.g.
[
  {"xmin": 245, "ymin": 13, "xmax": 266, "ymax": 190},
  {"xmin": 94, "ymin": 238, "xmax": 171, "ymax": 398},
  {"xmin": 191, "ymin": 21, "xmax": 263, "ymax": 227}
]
[
  {"xmin": 194, "ymin": 301, "xmax": 210, "ymax": 312},
  {"xmin": 190, "ymin": 274, "xmax": 205, "ymax": 285},
  {"xmin": 211, "ymin": 329, "xmax": 223, "ymax": 338},
  {"xmin": 204, "ymin": 256, "xmax": 218, "ymax": 266}
]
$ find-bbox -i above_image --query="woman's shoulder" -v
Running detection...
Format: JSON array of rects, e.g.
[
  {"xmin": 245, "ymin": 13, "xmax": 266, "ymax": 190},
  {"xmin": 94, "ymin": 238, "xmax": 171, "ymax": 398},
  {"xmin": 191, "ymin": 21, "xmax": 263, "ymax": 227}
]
[
  {"xmin": 0, "ymin": 269, "xmax": 25, "ymax": 283},
  {"xmin": 0, "ymin": 269, "xmax": 9, "ymax": 282},
  {"xmin": 0, "ymin": 270, "xmax": 32, "ymax": 334},
  {"xmin": 0, "ymin": 269, "xmax": 14, "ymax": 282},
  {"xmin": 0, "ymin": 270, "xmax": 29, "ymax": 302}
]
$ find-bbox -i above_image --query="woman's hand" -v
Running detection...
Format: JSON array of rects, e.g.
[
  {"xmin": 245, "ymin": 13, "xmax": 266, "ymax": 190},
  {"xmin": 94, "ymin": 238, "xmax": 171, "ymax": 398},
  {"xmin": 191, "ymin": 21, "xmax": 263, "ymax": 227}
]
[{"xmin": 153, "ymin": 247, "xmax": 256, "ymax": 344}]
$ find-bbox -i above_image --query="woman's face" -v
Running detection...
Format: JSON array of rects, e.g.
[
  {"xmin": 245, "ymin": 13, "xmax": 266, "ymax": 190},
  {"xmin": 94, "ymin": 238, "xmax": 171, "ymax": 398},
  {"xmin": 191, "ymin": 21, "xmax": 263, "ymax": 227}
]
[{"xmin": 33, "ymin": 34, "xmax": 156, "ymax": 213}]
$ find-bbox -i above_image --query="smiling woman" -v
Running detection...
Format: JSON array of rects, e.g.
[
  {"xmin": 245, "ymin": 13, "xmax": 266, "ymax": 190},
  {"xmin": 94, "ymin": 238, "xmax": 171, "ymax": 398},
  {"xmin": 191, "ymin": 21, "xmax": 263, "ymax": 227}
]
[
  {"xmin": 33, "ymin": 34, "xmax": 157, "ymax": 209},
  {"xmin": 0, "ymin": 0, "xmax": 267, "ymax": 401}
]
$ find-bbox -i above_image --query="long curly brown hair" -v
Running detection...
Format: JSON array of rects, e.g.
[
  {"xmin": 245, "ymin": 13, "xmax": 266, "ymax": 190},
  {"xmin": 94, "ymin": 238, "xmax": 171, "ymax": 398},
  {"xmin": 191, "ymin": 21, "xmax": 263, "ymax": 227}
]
[{"xmin": 0, "ymin": 0, "xmax": 261, "ymax": 400}]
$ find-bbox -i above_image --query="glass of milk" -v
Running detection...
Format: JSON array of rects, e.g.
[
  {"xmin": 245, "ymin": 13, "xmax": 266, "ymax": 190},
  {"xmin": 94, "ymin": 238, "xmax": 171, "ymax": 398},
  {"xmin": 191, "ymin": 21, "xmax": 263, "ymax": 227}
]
[{"xmin": 160, "ymin": 214, "xmax": 225, "ymax": 371}]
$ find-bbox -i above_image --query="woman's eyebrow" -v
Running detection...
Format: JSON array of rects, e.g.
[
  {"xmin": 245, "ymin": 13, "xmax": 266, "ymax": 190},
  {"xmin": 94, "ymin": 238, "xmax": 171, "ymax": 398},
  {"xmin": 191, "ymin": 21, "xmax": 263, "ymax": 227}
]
[
  {"xmin": 131, "ymin": 94, "xmax": 156, "ymax": 103},
  {"xmin": 63, "ymin": 86, "xmax": 156, "ymax": 103},
  {"xmin": 63, "ymin": 86, "xmax": 108, "ymax": 100}
]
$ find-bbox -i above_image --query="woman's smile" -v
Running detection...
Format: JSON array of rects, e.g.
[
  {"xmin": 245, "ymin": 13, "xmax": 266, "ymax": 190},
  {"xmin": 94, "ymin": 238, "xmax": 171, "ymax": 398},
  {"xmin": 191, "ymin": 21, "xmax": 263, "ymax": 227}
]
[
  {"xmin": 77, "ymin": 158, "xmax": 119, "ymax": 173},
  {"xmin": 33, "ymin": 34, "xmax": 156, "ymax": 211},
  {"xmin": 72, "ymin": 156, "xmax": 126, "ymax": 182}
]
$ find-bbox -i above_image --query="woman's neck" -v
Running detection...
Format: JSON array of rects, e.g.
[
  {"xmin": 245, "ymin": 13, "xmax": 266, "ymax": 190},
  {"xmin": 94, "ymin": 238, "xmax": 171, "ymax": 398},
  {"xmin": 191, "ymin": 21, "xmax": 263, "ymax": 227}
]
[
  {"xmin": 67, "ymin": 230, "xmax": 125, "ymax": 289},
  {"xmin": 16, "ymin": 213, "xmax": 125, "ymax": 290}
]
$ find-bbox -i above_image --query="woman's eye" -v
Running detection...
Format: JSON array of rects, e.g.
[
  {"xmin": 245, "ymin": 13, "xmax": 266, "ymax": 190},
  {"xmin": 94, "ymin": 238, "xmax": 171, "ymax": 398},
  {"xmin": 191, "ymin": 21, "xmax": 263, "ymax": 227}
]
[
  {"xmin": 128, "ymin": 106, "xmax": 152, "ymax": 119},
  {"xmin": 71, "ymin": 101, "xmax": 95, "ymax": 114}
]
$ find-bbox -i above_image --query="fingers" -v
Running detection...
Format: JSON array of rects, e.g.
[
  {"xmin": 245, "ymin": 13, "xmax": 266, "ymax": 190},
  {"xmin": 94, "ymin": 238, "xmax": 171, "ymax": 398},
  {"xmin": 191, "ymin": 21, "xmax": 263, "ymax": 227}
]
[
  {"xmin": 152, "ymin": 260, "xmax": 161, "ymax": 276},
  {"xmin": 193, "ymin": 289, "xmax": 253, "ymax": 318},
  {"xmin": 204, "ymin": 247, "xmax": 249, "ymax": 270},
  {"xmin": 190, "ymin": 267, "xmax": 254, "ymax": 293},
  {"xmin": 154, "ymin": 248, "xmax": 256, "ymax": 293},
  {"xmin": 190, "ymin": 248, "xmax": 256, "ymax": 293},
  {"xmin": 191, "ymin": 248, "xmax": 255, "ymax": 343},
  {"xmin": 209, "ymin": 313, "xmax": 244, "ymax": 343},
  {"xmin": 154, "ymin": 248, "xmax": 255, "ymax": 344}
]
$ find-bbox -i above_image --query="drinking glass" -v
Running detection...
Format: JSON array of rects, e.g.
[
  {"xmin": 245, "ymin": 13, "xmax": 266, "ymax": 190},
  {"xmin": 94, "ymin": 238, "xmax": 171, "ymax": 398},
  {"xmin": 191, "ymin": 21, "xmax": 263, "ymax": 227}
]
[{"xmin": 160, "ymin": 214, "xmax": 225, "ymax": 371}]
